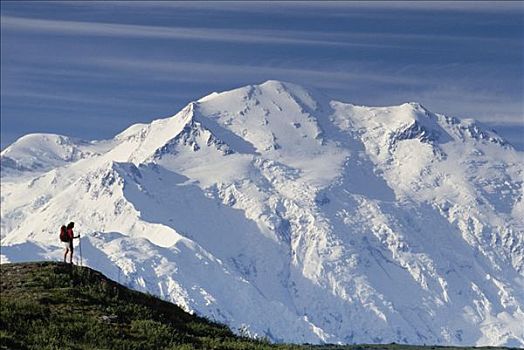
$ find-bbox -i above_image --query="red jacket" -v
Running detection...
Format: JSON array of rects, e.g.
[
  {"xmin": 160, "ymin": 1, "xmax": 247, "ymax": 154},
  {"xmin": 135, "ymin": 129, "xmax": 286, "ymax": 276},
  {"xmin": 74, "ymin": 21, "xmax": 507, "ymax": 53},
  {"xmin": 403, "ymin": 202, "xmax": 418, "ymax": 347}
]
[{"xmin": 67, "ymin": 228, "xmax": 75, "ymax": 241}]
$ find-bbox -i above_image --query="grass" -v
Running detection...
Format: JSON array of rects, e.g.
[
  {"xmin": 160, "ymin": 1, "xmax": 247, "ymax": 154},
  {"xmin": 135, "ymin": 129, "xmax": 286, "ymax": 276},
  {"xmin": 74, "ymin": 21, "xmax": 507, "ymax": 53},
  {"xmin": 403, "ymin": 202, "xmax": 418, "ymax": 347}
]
[{"xmin": 0, "ymin": 262, "xmax": 515, "ymax": 350}]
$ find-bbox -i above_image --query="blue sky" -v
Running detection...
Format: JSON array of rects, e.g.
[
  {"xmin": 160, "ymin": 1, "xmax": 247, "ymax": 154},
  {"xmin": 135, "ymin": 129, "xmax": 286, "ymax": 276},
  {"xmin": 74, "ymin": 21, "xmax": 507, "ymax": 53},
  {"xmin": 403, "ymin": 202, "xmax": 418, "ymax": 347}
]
[{"xmin": 1, "ymin": 1, "xmax": 523, "ymax": 149}]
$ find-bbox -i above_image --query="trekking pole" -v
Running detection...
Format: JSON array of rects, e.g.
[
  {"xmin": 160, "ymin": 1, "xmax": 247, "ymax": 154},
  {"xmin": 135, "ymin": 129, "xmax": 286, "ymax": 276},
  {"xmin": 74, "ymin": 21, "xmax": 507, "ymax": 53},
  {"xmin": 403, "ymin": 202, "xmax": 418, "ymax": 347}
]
[{"xmin": 79, "ymin": 233, "xmax": 83, "ymax": 267}]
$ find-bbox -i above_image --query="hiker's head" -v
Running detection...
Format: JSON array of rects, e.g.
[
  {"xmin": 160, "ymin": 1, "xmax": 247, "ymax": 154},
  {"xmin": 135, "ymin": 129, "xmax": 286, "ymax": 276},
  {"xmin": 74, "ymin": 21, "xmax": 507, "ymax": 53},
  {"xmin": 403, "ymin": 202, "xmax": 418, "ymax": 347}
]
[{"xmin": 67, "ymin": 222, "xmax": 75, "ymax": 229}]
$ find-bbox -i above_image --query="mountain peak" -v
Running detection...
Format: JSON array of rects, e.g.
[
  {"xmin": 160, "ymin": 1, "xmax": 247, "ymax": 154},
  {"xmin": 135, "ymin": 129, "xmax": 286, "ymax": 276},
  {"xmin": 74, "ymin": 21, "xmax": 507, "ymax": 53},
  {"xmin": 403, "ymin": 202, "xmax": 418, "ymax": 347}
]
[
  {"xmin": 196, "ymin": 80, "xmax": 327, "ymax": 115},
  {"xmin": 259, "ymin": 79, "xmax": 311, "ymax": 96}
]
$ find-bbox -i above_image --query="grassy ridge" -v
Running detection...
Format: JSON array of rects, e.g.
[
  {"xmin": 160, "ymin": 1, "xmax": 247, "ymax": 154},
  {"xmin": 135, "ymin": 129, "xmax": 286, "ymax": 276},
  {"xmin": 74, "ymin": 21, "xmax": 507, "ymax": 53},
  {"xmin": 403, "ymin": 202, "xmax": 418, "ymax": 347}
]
[{"xmin": 0, "ymin": 262, "xmax": 513, "ymax": 350}]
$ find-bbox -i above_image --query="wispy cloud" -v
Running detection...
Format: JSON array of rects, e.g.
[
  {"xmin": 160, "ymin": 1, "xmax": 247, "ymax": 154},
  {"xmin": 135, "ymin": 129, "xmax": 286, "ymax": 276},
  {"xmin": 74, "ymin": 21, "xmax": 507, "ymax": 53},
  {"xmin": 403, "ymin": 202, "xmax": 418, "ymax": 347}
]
[
  {"xmin": 3, "ymin": 15, "xmax": 519, "ymax": 51},
  {"xmin": 0, "ymin": 88, "xmax": 185, "ymax": 110},
  {"xmin": 86, "ymin": 56, "xmax": 426, "ymax": 87},
  {"xmin": 303, "ymin": 1, "xmax": 524, "ymax": 13},
  {"xmin": 0, "ymin": 15, "xmax": 402, "ymax": 49},
  {"xmin": 46, "ymin": 1, "xmax": 524, "ymax": 14}
]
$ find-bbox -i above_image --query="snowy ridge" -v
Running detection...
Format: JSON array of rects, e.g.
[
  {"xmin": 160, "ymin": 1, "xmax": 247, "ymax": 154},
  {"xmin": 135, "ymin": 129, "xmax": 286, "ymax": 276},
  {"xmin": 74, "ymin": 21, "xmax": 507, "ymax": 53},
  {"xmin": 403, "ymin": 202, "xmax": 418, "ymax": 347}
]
[
  {"xmin": 1, "ymin": 81, "xmax": 523, "ymax": 346},
  {"xmin": 0, "ymin": 133, "xmax": 96, "ymax": 176}
]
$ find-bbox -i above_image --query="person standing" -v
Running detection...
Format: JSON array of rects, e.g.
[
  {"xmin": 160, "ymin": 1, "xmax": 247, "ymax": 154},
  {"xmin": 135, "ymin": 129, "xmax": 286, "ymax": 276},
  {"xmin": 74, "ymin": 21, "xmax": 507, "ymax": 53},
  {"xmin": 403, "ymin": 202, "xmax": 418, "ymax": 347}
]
[{"xmin": 63, "ymin": 222, "xmax": 79, "ymax": 264}]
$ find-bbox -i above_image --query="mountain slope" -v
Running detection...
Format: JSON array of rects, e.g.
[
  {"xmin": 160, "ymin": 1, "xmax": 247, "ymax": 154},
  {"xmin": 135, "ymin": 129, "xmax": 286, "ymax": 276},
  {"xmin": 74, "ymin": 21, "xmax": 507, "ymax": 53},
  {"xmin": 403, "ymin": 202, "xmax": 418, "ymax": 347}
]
[
  {"xmin": 1, "ymin": 80, "xmax": 523, "ymax": 347},
  {"xmin": 3, "ymin": 262, "xmax": 511, "ymax": 350},
  {"xmin": 0, "ymin": 262, "xmax": 242, "ymax": 350}
]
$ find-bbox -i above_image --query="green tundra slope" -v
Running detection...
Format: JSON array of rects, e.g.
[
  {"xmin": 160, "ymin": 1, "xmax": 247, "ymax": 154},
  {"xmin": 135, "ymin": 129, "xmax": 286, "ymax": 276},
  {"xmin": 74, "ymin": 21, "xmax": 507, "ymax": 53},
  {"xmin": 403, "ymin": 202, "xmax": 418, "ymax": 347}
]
[{"xmin": 0, "ymin": 262, "xmax": 514, "ymax": 350}]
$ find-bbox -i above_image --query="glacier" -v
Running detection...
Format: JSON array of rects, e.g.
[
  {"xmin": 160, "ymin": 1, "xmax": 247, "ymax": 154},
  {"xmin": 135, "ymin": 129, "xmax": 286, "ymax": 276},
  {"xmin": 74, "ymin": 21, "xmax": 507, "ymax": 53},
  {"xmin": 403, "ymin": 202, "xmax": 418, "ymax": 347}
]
[{"xmin": 1, "ymin": 80, "xmax": 523, "ymax": 346}]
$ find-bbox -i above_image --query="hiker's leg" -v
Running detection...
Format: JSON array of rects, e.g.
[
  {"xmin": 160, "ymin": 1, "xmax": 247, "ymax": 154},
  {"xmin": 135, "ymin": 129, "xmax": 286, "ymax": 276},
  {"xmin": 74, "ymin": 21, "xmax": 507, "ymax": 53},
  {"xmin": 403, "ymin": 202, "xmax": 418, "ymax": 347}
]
[
  {"xmin": 69, "ymin": 241, "xmax": 73, "ymax": 264},
  {"xmin": 64, "ymin": 248, "xmax": 69, "ymax": 263}
]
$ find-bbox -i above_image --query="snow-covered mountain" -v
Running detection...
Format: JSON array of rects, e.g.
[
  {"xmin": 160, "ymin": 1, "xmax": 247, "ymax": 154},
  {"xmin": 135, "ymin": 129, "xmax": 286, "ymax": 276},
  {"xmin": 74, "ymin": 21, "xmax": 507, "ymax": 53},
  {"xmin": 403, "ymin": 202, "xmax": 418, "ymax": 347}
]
[{"xmin": 1, "ymin": 80, "xmax": 523, "ymax": 347}]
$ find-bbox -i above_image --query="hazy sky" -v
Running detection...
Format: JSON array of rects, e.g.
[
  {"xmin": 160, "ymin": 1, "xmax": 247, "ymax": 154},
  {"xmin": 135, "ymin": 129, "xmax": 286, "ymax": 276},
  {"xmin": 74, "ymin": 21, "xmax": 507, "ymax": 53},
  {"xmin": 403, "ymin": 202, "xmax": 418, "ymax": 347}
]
[{"xmin": 1, "ymin": 1, "xmax": 523, "ymax": 149}]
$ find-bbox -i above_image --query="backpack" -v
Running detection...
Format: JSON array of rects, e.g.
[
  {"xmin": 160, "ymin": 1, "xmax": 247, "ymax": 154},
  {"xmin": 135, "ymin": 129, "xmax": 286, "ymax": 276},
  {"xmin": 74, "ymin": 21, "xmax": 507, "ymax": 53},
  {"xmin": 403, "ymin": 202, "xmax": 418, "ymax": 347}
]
[{"xmin": 59, "ymin": 225, "xmax": 69, "ymax": 242}]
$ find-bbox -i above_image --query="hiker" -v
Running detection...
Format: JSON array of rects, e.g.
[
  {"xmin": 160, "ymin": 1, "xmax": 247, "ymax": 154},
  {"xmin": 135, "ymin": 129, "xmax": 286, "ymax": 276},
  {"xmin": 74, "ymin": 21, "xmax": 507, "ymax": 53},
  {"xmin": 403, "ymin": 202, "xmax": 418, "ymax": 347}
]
[{"xmin": 62, "ymin": 222, "xmax": 79, "ymax": 264}]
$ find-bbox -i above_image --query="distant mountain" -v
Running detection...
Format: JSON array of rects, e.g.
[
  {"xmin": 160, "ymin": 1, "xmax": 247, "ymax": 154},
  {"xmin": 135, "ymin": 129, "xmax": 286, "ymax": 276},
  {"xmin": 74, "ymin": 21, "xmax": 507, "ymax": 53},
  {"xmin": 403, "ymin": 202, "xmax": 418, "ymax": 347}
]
[{"xmin": 1, "ymin": 81, "xmax": 523, "ymax": 347}]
